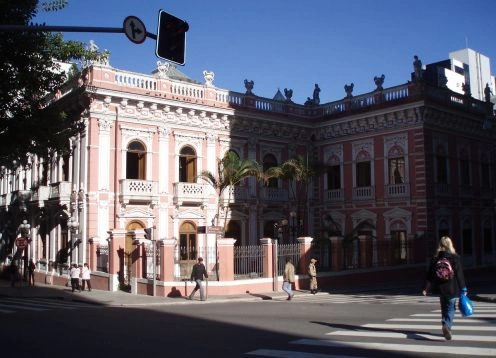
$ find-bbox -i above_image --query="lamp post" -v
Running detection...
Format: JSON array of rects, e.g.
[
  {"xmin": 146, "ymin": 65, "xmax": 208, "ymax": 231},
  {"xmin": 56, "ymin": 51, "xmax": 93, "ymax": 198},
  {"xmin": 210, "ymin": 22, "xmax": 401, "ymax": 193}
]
[
  {"xmin": 15, "ymin": 219, "xmax": 31, "ymax": 281},
  {"xmin": 67, "ymin": 216, "xmax": 79, "ymax": 265},
  {"xmin": 272, "ymin": 219, "xmax": 288, "ymax": 291}
]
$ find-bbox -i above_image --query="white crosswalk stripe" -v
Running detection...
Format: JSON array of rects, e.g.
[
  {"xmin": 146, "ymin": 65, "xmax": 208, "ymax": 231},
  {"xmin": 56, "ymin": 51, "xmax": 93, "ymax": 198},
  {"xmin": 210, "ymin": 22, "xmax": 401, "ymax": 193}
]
[
  {"xmin": 0, "ymin": 297, "xmax": 102, "ymax": 314},
  {"xmin": 246, "ymin": 300, "xmax": 496, "ymax": 357},
  {"xmin": 268, "ymin": 293, "xmax": 440, "ymax": 305}
]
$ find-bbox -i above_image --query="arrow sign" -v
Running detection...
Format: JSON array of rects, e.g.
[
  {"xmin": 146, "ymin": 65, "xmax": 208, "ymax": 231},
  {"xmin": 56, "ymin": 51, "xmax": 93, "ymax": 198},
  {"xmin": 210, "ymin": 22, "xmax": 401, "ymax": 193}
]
[{"xmin": 123, "ymin": 16, "xmax": 146, "ymax": 44}]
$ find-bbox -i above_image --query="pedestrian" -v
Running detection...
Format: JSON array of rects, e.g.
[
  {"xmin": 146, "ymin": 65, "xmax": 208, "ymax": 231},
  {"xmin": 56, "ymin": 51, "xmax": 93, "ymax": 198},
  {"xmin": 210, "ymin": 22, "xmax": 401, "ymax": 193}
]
[
  {"xmin": 70, "ymin": 263, "xmax": 81, "ymax": 292},
  {"xmin": 9, "ymin": 261, "xmax": 18, "ymax": 288},
  {"xmin": 308, "ymin": 258, "xmax": 318, "ymax": 294},
  {"xmin": 282, "ymin": 256, "xmax": 295, "ymax": 300},
  {"xmin": 81, "ymin": 263, "xmax": 92, "ymax": 291},
  {"xmin": 28, "ymin": 258, "xmax": 36, "ymax": 286},
  {"xmin": 188, "ymin": 257, "xmax": 208, "ymax": 301},
  {"xmin": 422, "ymin": 236, "xmax": 467, "ymax": 341}
]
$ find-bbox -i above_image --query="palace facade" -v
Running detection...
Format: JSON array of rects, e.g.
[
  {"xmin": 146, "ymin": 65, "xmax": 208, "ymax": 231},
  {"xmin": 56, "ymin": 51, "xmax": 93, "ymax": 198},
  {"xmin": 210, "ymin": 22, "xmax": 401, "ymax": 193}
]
[{"xmin": 1, "ymin": 52, "xmax": 495, "ymax": 294}]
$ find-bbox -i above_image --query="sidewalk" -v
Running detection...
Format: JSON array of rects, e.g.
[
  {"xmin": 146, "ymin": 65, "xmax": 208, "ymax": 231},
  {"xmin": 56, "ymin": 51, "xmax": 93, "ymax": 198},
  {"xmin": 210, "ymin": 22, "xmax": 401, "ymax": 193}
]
[{"xmin": 1, "ymin": 277, "xmax": 494, "ymax": 307}]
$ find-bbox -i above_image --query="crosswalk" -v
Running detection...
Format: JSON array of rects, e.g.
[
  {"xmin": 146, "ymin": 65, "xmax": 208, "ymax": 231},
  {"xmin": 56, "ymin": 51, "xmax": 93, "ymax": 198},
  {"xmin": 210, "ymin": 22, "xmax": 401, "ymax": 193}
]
[
  {"xmin": 269, "ymin": 292, "xmax": 441, "ymax": 305},
  {"xmin": 0, "ymin": 296, "xmax": 103, "ymax": 314},
  {"xmin": 246, "ymin": 300, "xmax": 496, "ymax": 357}
]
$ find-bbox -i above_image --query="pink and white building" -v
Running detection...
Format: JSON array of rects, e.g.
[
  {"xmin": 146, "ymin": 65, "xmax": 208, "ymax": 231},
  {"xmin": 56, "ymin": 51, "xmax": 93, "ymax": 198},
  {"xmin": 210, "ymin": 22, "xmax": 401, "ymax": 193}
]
[{"xmin": 1, "ymin": 53, "xmax": 495, "ymax": 296}]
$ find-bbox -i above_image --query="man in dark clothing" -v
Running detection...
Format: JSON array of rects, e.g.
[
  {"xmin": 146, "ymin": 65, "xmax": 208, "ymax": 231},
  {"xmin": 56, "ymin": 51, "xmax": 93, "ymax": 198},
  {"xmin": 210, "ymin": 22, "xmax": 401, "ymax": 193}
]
[
  {"xmin": 422, "ymin": 236, "xmax": 467, "ymax": 341},
  {"xmin": 189, "ymin": 257, "xmax": 208, "ymax": 301}
]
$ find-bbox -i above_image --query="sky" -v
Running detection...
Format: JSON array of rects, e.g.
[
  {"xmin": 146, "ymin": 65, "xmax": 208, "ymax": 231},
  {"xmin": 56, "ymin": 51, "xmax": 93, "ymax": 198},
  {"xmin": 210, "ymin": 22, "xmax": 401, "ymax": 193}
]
[{"xmin": 33, "ymin": 0, "xmax": 496, "ymax": 104}]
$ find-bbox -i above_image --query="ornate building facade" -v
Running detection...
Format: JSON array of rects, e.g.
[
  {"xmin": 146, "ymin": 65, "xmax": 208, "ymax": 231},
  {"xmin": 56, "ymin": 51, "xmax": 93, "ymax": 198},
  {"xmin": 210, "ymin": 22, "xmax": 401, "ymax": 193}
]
[{"xmin": 0, "ymin": 55, "xmax": 494, "ymax": 293}]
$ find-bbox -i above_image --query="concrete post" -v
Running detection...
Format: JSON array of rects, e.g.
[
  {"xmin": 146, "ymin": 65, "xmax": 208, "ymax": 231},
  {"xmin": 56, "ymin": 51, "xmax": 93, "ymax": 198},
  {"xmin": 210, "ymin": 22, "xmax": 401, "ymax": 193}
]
[
  {"xmin": 217, "ymin": 238, "xmax": 236, "ymax": 281},
  {"xmin": 159, "ymin": 239, "xmax": 175, "ymax": 282},
  {"xmin": 260, "ymin": 238, "xmax": 273, "ymax": 279}
]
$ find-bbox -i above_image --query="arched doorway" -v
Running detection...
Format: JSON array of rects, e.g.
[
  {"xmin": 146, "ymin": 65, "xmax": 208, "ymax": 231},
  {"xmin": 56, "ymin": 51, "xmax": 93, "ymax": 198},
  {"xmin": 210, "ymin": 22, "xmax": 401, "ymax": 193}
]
[
  {"xmin": 179, "ymin": 221, "xmax": 197, "ymax": 277},
  {"xmin": 122, "ymin": 221, "xmax": 145, "ymax": 291}
]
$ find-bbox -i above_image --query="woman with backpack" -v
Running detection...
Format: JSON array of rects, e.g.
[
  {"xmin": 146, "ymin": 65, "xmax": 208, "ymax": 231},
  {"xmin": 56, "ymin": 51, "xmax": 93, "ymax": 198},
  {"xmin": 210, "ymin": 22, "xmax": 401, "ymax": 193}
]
[{"xmin": 422, "ymin": 236, "xmax": 467, "ymax": 340}]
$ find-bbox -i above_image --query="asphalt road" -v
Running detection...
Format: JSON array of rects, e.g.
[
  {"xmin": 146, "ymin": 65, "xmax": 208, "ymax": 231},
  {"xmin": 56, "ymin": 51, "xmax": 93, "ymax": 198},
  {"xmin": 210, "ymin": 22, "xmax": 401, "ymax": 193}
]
[{"xmin": 2, "ymin": 291, "xmax": 495, "ymax": 357}]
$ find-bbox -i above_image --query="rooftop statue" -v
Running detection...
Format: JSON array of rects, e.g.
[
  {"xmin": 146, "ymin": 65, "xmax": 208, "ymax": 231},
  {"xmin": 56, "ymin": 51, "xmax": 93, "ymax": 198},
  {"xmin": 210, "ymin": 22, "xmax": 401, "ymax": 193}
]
[
  {"xmin": 244, "ymin": 79, "xmax": 254, "ymax": 95},
  {"xmin": 413, "ymin": 55, "xmax": 423, "ymax": 81},
  {"xmin": 374, "ymin": 74, "xmax": 385, "ymax": 91},
  {"xmin": 305, "ymin": 84, "xmax": 321, "ymax": 106},
  {"xmin": 203, "ymin": 70, "xmax": 215, "ymax": 87},
  {"xmin": 344, "ymin": 83, "xmax": 354, "ymax": 98},
  {"xmin": 284, "ymin": 88, "xmax": 293, "ymax": 102}
]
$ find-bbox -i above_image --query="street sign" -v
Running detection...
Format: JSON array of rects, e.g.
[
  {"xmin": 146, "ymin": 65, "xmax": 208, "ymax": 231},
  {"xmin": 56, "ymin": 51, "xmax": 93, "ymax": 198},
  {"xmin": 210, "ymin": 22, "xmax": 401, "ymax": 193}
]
[
  {"xmin": 207, "ymin": 226, "xmax": 224, "ymax": 234},
  {"xmin": 123, "ymin": 16, "xmax": 146, "ymax": 44},
  {"xmin": 15, "ymin": 236, "xmax": 28, "ymax": 250}
]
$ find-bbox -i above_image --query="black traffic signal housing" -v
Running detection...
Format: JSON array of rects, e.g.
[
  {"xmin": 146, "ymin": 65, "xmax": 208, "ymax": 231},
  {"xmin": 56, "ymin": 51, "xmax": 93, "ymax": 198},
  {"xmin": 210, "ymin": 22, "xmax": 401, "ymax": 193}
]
[
  {"xmin": 144, "ymin": 227, "xmax": 152, "ymax": 240},
  {"xmin": 156, "ymin": 10, "xmax": 189, "ymax": 65}
]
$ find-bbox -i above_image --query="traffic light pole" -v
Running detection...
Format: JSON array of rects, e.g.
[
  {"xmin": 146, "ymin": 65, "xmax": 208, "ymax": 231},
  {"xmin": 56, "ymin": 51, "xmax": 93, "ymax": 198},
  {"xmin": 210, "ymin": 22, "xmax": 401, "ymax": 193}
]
[{"xmin": 0, "ymin": 25, "xmax": 157, "ymax": 40}]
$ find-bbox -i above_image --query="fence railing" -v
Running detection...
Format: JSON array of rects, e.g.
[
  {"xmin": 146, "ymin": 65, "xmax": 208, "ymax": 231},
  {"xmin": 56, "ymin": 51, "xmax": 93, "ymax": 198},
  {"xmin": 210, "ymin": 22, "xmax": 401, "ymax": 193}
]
[
  {"xmin": 96, "ymin": 245, "xmax": 108, "ymax": 273},
  {"xmin": 277, "ymin": 243, "xmax": 300, "ymax": 275},
  {"xmin": 234, "ymin": 245, "xmax": 265, "ymax": 279}
]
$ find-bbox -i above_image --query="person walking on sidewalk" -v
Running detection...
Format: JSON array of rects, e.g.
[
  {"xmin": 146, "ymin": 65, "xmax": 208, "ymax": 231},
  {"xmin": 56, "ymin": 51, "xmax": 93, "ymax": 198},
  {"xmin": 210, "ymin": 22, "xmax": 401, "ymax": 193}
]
[
  {"xmin": 27, "ymin": 259, "xmax": 36, "ymax": 286},
  {"xmin": 308, "ymin": 258, "xmax": 318, "ymax": 294},
  {"xmin": 9, "ymin": 261, "xmax": 19, "ymax": 287},
  {"xmin": 189, "ymin": 257, "xmax": 208, "ymax": 301},
  {"xmin": 70, "ymin": 263, "xmax": 81, "ymax": 292},
  {"xmin": 422, "ymin": 236, "xmax": 467, "ymax": 341},
  {"xmin": 81, "ymin": 263, "xmax": 92, "ymax": 291},
  {"xmin": 283, "ymin": 256, "xmax": 295, "ymax": 300}
]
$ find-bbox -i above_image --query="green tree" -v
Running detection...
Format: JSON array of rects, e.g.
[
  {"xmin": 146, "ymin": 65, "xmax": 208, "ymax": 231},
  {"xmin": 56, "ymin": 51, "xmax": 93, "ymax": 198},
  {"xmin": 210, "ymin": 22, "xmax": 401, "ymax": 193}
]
[
  {"xmin": 264, "ymin": 154, "xmax": 324, "ymax": 238},
  {"xmin": 0, "ymin": 0, "xmax": 108, "ymax": 169},
  {"xmin": 198, "ymin": 150, "xmax": 261, "ymax": 280}
]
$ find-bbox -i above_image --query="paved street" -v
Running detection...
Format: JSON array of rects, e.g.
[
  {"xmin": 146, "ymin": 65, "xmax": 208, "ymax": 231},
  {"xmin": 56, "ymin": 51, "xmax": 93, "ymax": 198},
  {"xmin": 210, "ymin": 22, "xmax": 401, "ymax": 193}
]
[{"xmin": 1, "ymin": 271, "xmax": 494, "ymax": 357}]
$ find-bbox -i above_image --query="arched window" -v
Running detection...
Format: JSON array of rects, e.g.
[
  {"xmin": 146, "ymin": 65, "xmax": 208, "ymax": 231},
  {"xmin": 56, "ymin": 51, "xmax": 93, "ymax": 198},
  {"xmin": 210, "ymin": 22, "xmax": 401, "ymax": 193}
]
[
  {"xmin": 225, "ymin": 220, "xmax": 242, "ymax": 246},
  {"xmin": 179, "ymin": 146, "xmax": 197, "ymax": 183},
  {"xmin": 355, "ymin": 150, "xmax": 371, "ymax": 187},
  {"xmin": 388, "ymin": 146, "xmax": 405, "ymax": 184},
  {"xmin": 126, "ymin": 141, "xmax": 146, "ymax": 180},
  {"xmin": 438, "ymin": 220, "xmax": 449, "ymax": 240},
  {"xmin": 263, "ymin": 154, "xmax": 278, "ymax": 188},
  {"xmin": 327, "ymin": 155, "xmax": 341, "ymax": 190}
]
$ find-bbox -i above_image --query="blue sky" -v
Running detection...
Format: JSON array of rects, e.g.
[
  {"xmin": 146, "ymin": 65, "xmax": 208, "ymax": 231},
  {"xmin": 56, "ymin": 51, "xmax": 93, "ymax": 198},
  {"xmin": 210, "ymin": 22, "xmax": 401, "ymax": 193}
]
[{"xmin": 34, "ymin": 0, "xmax": 496, "ymax": 104}]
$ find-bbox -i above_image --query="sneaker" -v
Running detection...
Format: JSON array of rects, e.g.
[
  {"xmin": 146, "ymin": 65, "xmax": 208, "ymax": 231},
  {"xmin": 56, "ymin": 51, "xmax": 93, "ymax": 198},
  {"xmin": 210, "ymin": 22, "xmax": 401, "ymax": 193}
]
[{"xmin": 442, "ymin": 324, "xmax": 452, "ymax": 340}]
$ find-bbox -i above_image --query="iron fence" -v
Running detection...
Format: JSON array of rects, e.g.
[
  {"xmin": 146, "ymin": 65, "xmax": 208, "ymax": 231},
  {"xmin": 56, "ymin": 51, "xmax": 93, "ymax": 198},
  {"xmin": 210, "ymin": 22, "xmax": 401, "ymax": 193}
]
[
  {"xmin": 96, "ymin": 245, "xmax": 108, "ymax": 273},
  {"xmin": 234, "ymin": 245, "xmax": 265, "ymax": 279},
  {"xmin": 174, "ymin": 245, "xmax": 217, "ymax": 281},
  {"xmin": 277, "ymin": 243, "xmax": 300, "ymax": 275}
]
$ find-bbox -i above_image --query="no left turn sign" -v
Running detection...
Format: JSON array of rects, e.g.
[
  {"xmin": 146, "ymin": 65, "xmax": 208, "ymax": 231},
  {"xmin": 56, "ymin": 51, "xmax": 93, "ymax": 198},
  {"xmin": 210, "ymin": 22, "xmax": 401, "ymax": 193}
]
[{"xmin": 123, "ymin": 16, "xmax": 146, "ymax": 44}]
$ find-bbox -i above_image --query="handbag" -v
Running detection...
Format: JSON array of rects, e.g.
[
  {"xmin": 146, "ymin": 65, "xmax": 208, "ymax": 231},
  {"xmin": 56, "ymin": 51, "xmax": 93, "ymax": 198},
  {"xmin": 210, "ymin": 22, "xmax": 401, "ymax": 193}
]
[{"xmin": 458, "ymin": 294, "xmax": 474, "ymax": 317}]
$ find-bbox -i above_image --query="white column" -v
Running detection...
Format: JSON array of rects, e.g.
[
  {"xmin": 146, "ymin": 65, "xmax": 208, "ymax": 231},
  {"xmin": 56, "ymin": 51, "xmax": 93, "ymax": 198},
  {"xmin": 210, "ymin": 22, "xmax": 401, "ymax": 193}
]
[{"xmin": 97, "ymin": 118, "xmax": 112, "ymax": 190}]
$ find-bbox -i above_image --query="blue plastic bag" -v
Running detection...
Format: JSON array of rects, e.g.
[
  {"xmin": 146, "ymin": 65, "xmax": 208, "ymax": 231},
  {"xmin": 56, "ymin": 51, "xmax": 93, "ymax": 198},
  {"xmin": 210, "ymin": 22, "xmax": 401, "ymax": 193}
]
[{"xmin": 458, "ymin": 294, "xmax": 474, "ymax": 317}]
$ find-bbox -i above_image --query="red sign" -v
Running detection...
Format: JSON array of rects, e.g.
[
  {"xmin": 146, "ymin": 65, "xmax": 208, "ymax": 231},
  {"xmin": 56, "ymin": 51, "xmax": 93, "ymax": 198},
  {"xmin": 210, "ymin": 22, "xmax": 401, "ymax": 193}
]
[{"xmin": 15, "ymin": 236, "xmax": 28, "ymax": 250}]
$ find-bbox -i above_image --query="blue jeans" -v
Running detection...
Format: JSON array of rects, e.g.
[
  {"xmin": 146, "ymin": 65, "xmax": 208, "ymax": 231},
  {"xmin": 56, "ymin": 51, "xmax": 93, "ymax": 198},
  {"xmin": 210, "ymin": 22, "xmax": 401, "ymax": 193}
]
[
  {"xmin": 190, "ymin": 279, "xmax": 205, "ymax": 300},
  {"xmin": 282, "ymin": 281, "xmax": 293, "ymax": 297},
  {"xmin": 440, "ymin": 296, "xmax": 457, "ymax": 329}
]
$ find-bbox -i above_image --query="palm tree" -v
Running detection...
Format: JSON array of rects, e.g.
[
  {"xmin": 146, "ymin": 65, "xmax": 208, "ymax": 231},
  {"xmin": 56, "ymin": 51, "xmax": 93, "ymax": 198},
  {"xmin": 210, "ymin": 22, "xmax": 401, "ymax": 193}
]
[
  {"xmin": 264, "ymin": 154, "xmax": 324, "ymax": 239},
  {"xmin": 197, "ymin": 150, "xmax": 261, "ymax": 280}
]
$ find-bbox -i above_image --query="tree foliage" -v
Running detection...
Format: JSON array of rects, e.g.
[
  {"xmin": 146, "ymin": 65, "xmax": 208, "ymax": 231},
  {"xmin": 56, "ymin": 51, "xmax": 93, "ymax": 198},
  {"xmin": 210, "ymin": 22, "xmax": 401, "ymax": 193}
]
[
  {"xmin": 0, "ymin": 1, "xmax": 107, "ymax": 168},
  {"xmin": 198, "ymin": 150, "xmax": 261, "ymax": 280},
  {"xmin": 263, "ymin": 154, "xmax": 324, "ymax": 235}
]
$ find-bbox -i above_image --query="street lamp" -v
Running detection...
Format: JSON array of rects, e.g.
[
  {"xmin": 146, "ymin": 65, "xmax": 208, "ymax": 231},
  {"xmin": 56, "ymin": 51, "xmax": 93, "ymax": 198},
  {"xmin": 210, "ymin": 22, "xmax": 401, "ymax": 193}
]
[{"xmin": 18, "ymin": 219, "xmax": 31, "ymax": 279}]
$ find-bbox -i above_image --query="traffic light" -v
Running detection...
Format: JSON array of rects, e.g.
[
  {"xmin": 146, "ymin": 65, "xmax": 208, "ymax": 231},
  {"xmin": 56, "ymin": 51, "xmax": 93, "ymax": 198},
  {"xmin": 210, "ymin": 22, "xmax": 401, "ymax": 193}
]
[
  {"xmin": 144, "ymin": 227, "xmax": 152, "ymax": 240},
  {"xmin": 156, "ymin": 10, "xmax": 189, "ymax": 65}
]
